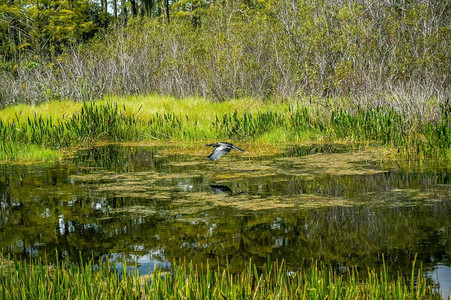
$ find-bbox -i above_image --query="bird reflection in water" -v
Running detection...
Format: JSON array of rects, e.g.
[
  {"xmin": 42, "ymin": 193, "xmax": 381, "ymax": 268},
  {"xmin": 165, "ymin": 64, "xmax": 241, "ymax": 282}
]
[
  {"xmin": 209, "ymin": 184, "xmax": 245, "ymax": 196},
  {"xmin": 209, "ymin": 184, "xmax": 233, "ymax": 194}
]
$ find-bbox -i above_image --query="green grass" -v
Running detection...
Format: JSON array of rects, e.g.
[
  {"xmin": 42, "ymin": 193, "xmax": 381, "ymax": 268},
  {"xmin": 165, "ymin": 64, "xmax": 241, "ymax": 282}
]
[
  {"xmin": 0, "ymin": 95, "xmax": 282, "ymax": 124},
  {"xmin": 0, "ymin": 95, "xmax": 449, "ymax": 162},
  {"xmin": 0, "ymin": 144, "xmax": 63, "ymax": 162},
  {"xmin": 0, "ymin": 256, "xmax": 442, "ymax": 299}
]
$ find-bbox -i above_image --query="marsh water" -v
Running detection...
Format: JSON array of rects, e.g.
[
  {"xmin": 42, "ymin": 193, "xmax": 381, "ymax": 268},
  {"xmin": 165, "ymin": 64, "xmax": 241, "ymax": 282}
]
[{"xmin": 1, "ymin": 144, "xmax": 450, "ymax": 294}]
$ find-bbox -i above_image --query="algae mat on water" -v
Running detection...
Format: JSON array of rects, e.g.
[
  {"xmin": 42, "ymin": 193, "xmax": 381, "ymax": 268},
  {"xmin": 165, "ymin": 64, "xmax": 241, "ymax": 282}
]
[
  {"xmin": 67, "ymin": 144, "xmax": 398, "ymax": 213},
  {"xmin": 275, "ymin": 147, "xmax": 391, "ymax": 176}
]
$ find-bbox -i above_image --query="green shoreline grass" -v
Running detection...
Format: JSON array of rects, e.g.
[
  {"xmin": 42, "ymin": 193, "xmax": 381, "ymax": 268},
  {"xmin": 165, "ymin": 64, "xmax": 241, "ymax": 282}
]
[
  {"xmin": 0, "ymin": 95, "xmax": 449, "ymax": 162},
  {"xmin": 0, "ymin": 255, "xmax": 442, "ymax": 299}
]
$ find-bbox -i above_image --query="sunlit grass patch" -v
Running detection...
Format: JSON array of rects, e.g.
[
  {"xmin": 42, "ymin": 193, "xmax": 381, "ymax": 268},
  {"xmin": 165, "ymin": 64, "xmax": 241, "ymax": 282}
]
[
  {"xmin": 255, "ymin": 127, "xmax": 292, "ymax": 144},
  {"xmin": 255, "ymin": 128, "xmax": 320, "ymax": 144},
  {"xmin": 102, "ymin": 94, "xmax": 281, "ymax": 121},
  {"xmin": 0, "ymin": 145, "xmax": 63, "ymax": 162},
  {"xmin": 15, "ymin": 145, "xmax": 63, "ymax": 162},
  {"xmin": 0, "ymin": 100, "xmax": 83, "ymax": 123},
  {"xmin": 0, "ymin": 95, "xmax": 449, "ymax": 162}
]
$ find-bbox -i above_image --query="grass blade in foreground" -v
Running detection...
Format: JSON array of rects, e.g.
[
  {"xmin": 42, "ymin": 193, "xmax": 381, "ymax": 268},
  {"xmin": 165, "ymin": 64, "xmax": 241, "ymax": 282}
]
[{"xmin": 0, "ymin": 256, "xmax": 442, "ymax": 299}]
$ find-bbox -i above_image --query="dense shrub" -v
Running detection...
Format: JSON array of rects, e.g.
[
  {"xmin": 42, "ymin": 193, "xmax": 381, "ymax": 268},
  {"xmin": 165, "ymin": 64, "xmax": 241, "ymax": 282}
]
[{"xmin": 0, "ymin": 0, "xmax": 449, "ymax": 115}]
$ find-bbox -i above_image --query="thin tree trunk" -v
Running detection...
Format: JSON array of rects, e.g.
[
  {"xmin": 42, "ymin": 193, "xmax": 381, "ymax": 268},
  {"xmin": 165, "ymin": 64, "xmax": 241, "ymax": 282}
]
[
  {"xmin": 164, "ymin": 0, "xmax": 170, "ymax": 23},
  {"xmin": 142, "ymin": 0, "xmax": 152, "ymax": 18},
  {"xmin": 101, "ymin": 0, "xmax": 107, "ymax": 14},
  {"xmin": 112, "ymin": 0, "xmax": 117, "ymax": 18},
  {"xmin": 192, "ymin": 3, "xmax": 199, "ymax": 27},
  {"xmin": 121, "ymin": 0, "xmax": 128, "ymax": 25},
  {"xmin": 130, "ymin": 0, "xmax": 137, "ymax": 17},
  {"xmin": 9, "ymin": 0, "xmax": 19, "ymax": 62}
]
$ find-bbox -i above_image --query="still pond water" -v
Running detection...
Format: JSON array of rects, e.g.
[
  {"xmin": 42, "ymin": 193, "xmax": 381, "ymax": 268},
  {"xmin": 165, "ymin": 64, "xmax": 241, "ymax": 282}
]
[{"xmin": 1, "ymin": 144, "xmax": 450, "ymax": 294}]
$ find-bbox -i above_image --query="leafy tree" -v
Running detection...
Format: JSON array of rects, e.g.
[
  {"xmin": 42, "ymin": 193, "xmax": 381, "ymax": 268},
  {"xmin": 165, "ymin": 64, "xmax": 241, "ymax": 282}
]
[{"xmin": 0, "ymin": 0, "xmax": 107, "ymax": 67}]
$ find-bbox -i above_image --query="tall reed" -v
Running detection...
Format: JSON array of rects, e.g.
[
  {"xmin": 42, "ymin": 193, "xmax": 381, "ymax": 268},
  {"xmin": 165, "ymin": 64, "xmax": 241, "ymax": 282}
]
[
  {"xmin": 0, "ymin": 256, "xmax": 442, "ymax": 299},
  {"xmin": 0, "ymin": 99, "xmax": 449, "ymax": 161}
]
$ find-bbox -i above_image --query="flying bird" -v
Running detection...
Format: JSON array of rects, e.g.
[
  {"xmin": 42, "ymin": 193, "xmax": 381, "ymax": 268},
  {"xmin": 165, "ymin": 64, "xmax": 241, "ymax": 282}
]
[{"xmin": 205, "ymin": 142, "xmax": 245, "ymax": 161}]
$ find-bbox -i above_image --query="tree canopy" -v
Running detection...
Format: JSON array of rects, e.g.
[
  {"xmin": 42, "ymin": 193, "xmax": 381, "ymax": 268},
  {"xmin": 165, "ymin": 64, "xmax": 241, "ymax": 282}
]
[
  {"xmin": 0, "ymin": 0, "xmax": 229, "ymax": 66},
  {"xmin": 0, "ymin": 0, "xmax": 109, "ymax": 66}
]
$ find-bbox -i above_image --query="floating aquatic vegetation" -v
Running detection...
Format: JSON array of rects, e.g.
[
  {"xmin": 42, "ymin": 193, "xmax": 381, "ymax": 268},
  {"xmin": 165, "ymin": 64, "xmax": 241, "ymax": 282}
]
[
  {"xmin": 369, "ymin": 188, "xmax": 449, "ymax": 207},
  {"xmin": 276, "ymin": 148, "xmax": 390, "ymax": 176},
  {"xmin": 167, "ymin": 161, "xmax": 204, "ymax": 167},
  {"xmin": 96, "ymin": 184, "xmax": 150, "ymax": 193},
  {"xmin": 168, "ymin": 191, "xmax": 356, "ymax": 213},
  {"xmin": 69, "ymin": 172, "xmax": 148, "ymax": 183},
  {"xmin": 112, "ymin": 206, "xmax": 156, "ymax": 215},
  {"xmin": 62, "ymin": 145, "xmax": 449, "ymax": 216}
]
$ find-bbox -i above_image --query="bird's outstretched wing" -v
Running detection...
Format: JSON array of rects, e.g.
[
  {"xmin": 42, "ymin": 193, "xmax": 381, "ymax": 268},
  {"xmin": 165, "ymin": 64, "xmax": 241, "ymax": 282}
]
[
  {"xmin": 208, "ymin": 146, "xmax": 231, "ymax": 161},
  {"xmin": 231, "ymin": 145, "xmax": 245, "ymax": 152}
]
